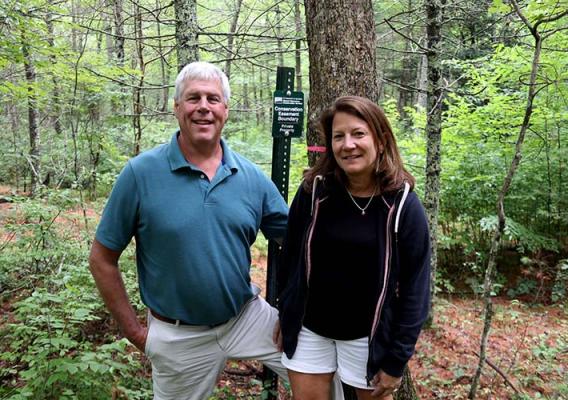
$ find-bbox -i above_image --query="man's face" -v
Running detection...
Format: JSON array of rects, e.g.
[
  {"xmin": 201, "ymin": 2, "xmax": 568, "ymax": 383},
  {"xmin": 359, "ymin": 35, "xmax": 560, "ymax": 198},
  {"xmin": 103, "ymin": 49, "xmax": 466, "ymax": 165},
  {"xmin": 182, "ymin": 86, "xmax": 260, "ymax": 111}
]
[{"xmin": 174, "ymin": 79, "xmax": 229, "ymax": 147}]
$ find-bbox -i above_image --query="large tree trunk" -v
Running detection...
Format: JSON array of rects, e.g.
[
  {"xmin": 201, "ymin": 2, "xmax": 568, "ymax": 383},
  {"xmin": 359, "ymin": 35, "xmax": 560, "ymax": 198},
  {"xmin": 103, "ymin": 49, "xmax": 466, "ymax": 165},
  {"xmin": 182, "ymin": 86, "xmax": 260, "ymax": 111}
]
[
  {"xmin": 304, "ymin": 0, "xmax": 379, "ymax": 166},
  {"xmin": 22, "ymin": 32, "xmax": 41, "ymax": 197},
  {"xmin": 424, "ymin": 0, "xmax": 445, "ymax": 326},
  {"xmin": 303, "ymin": 2, "xmax": 423, "ymax": 398},
  {"xmin": 174, "ymin": 0, "xmax": 199, "ymax": 70}
]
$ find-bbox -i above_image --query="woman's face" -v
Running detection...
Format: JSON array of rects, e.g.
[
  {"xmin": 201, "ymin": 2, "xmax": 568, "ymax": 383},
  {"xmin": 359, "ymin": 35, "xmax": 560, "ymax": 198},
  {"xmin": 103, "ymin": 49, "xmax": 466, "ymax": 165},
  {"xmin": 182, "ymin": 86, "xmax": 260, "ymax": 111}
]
[{"xmin": 331, "ymin": 111, "xmax": 381, "ymax": 183}]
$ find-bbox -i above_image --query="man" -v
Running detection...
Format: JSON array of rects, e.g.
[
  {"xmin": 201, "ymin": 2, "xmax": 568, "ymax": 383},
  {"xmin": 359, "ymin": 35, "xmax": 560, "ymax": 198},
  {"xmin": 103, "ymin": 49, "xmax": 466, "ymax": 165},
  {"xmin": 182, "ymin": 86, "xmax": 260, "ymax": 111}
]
[{"xmin": 89, "ymin": 61, "xmax": 290, "ymax": 399}]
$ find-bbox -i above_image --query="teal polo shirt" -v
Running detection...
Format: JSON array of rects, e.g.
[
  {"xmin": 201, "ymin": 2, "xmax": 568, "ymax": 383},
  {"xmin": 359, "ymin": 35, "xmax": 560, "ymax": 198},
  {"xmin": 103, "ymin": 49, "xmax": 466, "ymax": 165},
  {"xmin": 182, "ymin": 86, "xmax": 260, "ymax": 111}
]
[{"xmin": 95, "ymin": 132, "xmax": 288, "ymax": 325}]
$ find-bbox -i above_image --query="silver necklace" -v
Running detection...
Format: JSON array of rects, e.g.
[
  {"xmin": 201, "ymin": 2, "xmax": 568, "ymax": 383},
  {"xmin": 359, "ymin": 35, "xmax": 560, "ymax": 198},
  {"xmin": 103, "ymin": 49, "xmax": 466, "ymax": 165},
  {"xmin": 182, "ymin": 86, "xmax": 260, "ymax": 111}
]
[{"xmin": 346, "ymin": 185, "xmax": 377, "ymax": 215}]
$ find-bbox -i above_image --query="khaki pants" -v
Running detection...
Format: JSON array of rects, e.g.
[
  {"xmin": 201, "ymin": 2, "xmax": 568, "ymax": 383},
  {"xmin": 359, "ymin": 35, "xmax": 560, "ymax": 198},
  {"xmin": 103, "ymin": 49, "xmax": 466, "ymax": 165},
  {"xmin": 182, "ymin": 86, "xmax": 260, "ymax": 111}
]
[{"xmin": 145, "ymin": 289, "xmax": 344, "ymax": 400}]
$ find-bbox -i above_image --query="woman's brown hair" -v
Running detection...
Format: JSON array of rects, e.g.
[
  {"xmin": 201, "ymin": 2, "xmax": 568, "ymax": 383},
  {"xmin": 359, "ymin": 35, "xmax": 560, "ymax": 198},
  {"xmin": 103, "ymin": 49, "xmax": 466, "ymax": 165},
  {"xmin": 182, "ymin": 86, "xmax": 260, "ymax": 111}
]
[{"xmin": 303, "ymin": 96, "xmax": 415, "ymax": 193}]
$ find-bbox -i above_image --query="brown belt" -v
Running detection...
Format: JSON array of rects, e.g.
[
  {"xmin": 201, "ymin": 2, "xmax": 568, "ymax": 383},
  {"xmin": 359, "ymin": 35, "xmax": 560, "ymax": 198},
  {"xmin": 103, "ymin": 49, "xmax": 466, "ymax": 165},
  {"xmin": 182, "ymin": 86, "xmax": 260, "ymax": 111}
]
[
  {"xmin": 150, "ymin": 309, "xmax": 228, "ymax": 327},
  {"xmin": 150, "ymin": 309, "xmax": 192, "ymax": 326}
]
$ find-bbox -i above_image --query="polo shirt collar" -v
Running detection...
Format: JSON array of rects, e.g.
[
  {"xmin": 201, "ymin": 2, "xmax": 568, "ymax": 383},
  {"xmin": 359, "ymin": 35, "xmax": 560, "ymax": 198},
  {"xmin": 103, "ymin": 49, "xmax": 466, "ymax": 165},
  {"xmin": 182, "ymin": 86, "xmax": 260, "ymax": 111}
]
[{"xmin": 167, "ymin": 131, "xmax": 238, "ymax": 172}]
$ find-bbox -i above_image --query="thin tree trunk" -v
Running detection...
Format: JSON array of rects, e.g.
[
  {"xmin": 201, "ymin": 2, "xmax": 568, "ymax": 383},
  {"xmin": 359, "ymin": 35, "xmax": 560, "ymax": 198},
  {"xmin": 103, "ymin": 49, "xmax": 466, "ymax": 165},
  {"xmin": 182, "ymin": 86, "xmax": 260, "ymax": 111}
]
[
  {"xmin": 225, "ymin": 0, "xmax": 243, "ymax": 79},
  {"xmin": 468, "ymin": 2, "xmax": 567, "ymax": 398},
  {"xmin": 45, "ymin": 7, "xmax": 63, "ymax": 136},
  {"xmin": 104, "ymin": 3, "xmax": 113, "ymax": 62},
  {"xmin": 416, "ymin": 53, "xmax": 428, "ymax": 110},
  {"xmin": 156, "ymin": 0, "xmax": 169, "ymax": 112},
  {"xmin": 21, "ymin": 31, "xmax": 41, "ymax": 197},
  {"xmin": 133, "ymin": 1, "xmax": 145, "ymax": 155},
  {"xmin": 394, "ymin": 367, "xmax": 419, "ymax": 400},
  {"xmin": 397, "ymin": 0, "xmax": 415, "ymax": 121},
  {"xmin": 423, "ymin": 0, "xmax": 445, "ymax": 327},
  {"xmin": 275, "ymin": 4, "xmax": 284, "ymax": 67},
  {"xmin": 175, "ymin": 0, "xmax": 199, "ymax": 71},
  {"xmin": 113, "ymin": 0, "xmax": 125, "ymax": 65}
]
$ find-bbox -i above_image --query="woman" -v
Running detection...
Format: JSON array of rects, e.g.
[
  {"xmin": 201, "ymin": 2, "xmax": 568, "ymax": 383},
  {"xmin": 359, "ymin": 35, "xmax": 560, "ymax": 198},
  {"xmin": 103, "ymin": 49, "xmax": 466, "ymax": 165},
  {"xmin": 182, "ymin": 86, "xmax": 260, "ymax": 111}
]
[{"xmin": 274, "ymin": 96, "xmax": 430, "ymax": 400}]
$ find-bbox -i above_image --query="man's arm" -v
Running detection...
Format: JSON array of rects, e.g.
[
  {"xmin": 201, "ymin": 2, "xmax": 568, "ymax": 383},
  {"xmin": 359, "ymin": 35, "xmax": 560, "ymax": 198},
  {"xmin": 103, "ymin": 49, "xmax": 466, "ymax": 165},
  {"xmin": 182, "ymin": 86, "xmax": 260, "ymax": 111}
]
[{"xmin": 89, "ymin": 239, "xmax": 147, "ymax": 352}]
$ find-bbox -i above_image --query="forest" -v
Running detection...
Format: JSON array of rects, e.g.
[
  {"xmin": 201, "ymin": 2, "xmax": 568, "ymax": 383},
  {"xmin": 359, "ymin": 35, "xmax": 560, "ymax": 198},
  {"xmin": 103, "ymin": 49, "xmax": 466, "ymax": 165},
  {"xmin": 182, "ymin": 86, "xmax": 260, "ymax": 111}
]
[{"xmin": 0, "ymin": 0, "xmax": 566, "ymax": 399}]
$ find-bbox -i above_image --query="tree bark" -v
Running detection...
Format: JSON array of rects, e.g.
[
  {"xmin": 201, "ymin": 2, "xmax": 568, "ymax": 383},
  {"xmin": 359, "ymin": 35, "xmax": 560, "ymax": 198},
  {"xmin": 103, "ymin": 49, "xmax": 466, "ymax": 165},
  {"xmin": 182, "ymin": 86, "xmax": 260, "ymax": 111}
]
[
  {"xmin": 275, "ymin": 4, "xmax": 284, "ymax": 67},
  {"xmin": 424, "ymin": 0, "xmax": 445, "ymax": 326},
  {"xmin": 397, "ymin": 0, "xmax": 417, "ymax": 121},
  {"xmin": 156, "ymin": 0, "xmax": 169, "ymax": 112},
  {"xmin": 224, "ymin": 0, "xmax": 243, "ymax": 79},
  {"xmin": 45, "ymin": 6, "xmax": 63, "ymax": 136},
  {"xmin": 112, "ymin": 0, "xmax": 125, "ymax": 65},
  {"xmin": 304, "ymin": 0, "xmax": 379, "ymax": 166},
  {"xmin": 303, "ymin": 2, "xmax": 420, "ymax": 398},
  {"xmin": 416, "ymin": 53, "xmax": 428, "ymax": 110},
  {"xmin": 394, "ymin": 367, "xmax": 419, "ymax": 400},
  {"xmin": 175, "ymin": 0, "xmax": 199, "ymax": 70},
  {"xmin": 21, "ymin": 31, "xmax": 41, "ymax": 197},
  {"xmin": 133, "ymin": 1, "xmax": 145, "ymax": 155}
]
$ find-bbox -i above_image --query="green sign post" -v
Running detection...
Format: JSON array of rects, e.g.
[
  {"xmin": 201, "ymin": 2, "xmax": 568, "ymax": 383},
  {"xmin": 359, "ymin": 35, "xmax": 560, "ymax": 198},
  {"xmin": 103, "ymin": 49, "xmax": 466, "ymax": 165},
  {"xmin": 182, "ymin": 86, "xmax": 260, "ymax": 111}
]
[{"xmin": 261, "ymin": 66, "xmax": 304, "ymax": 399}]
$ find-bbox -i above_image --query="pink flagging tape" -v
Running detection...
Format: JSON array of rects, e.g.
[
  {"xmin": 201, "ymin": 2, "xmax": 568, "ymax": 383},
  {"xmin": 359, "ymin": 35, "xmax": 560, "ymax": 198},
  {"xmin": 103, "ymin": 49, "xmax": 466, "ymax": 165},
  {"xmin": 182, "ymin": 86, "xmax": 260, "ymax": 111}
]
[{"xmin": 307, "ymin": 146, "xmax": 326, "ymax": 153}]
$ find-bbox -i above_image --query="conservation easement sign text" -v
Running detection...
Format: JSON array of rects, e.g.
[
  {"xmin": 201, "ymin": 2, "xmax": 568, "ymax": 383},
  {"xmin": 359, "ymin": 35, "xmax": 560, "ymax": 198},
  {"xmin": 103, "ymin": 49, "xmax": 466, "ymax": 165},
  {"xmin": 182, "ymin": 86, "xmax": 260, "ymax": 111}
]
[{"xmin": 271, "ymin": 90, "xmax": 304, "ymax": 138}]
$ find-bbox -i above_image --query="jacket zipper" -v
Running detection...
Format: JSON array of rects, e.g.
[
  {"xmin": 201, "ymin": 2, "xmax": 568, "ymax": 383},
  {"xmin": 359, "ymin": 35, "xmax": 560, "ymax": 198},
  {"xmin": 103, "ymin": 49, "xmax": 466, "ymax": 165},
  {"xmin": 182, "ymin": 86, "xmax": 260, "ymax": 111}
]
[
  {"xmin": 366, "ymin": 198, "xmax": 397, "ymax": 384},
  {"xmin": 305, "ymin": 198, "xmax": 322, "ymax": 287}
]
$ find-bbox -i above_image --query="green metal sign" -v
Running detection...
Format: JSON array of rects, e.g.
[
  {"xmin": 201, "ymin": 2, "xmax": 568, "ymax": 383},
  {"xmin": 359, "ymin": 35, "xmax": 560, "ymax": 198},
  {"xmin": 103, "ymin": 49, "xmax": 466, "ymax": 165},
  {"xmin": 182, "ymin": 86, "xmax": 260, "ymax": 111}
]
[{"xmin": 271, "ymin": 90, "xmax": 304, "ymax": 138}]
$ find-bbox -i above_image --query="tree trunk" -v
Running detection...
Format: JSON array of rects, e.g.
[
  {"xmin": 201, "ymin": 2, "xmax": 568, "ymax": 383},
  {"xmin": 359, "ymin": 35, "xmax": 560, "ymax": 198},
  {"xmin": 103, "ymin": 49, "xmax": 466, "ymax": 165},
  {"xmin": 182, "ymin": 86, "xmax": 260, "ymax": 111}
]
[
  {"xmin": 303, "ymin": 2, "xmax": 420, "ymax": 398},
  {"xmin": 423, "ymin": 0, "xmax": 445, "ymax": 326},
  {"xmin": 112, "ymin": 0, "xmax": 125, "ymax": 65},
  {"xmin": 416, "ymin": 53, "xmax": 428, "ymax": 110},
  {"xmin": 304, "ymin": 0, "xmax": 379, "ymax": 166},
  {"xmin": 175, "ymin": 0, "xmax": 199, "ymax": 71},
  {"xmin": 45, "ymin": 7, "xmax": 63, "ymax": 136},
  {"xmin": 133, "ymin": 1, "xmax": 145, "ymax": 155},
  {"xmin": 397, "ymin": 0, "xmax": 416, "ymax": 122},
  {"xmin": 156, "ymin": 0, "xmax": 169, "ymax": 112},
  {"xmin": 21, "ymin": 31, "xmax": 41, "ymax": 197},
  {"xmin": 224, "ymin": 0, "xmax": 243, "ymax": 79},
  {"xmin": 275, "ymin": 4, "xmax": 284, "ymax": 67},
  {"xmin": 394, "ymin": 367, "xmax": 419, "ymax": 400}
]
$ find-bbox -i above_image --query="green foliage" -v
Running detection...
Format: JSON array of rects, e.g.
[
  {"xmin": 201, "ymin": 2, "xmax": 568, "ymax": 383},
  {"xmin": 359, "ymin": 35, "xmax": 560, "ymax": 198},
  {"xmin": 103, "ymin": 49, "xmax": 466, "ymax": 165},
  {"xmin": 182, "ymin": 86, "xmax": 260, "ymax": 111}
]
[
  {"xmin": 0, "ymin": 195, "xmax": 149, "ymax": 399},
  {"xmin": 479, "ymin": 216, "xmax": 560, "ymax": 254}
]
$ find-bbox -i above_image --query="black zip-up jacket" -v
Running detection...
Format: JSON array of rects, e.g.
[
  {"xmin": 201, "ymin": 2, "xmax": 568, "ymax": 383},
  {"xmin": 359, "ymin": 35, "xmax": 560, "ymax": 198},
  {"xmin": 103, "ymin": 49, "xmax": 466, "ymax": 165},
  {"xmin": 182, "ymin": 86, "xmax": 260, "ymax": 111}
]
[{"xmin": 277, "ymin": 175, "xmax": 431, "ymax": 380}]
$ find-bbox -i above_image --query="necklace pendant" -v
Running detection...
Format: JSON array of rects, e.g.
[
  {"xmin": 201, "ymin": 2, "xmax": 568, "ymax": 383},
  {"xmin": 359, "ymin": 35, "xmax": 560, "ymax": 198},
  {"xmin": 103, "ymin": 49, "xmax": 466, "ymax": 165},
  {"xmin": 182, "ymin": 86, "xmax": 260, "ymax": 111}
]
[{"xmin": 361, "ymin": 210, "xmax": 365, "ymax": 216}]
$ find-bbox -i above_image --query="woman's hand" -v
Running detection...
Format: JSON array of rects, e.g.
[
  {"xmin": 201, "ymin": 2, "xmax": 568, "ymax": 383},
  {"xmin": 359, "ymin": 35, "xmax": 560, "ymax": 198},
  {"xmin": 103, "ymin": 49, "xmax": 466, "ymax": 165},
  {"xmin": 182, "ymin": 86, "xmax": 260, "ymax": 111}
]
[
  {"xmin": 371, "ymin": 370, "xmax": 402, "ymax": 398},
  {"xmin": 272, "ymin": 320, "xmax": 283, "ymax": 352}
]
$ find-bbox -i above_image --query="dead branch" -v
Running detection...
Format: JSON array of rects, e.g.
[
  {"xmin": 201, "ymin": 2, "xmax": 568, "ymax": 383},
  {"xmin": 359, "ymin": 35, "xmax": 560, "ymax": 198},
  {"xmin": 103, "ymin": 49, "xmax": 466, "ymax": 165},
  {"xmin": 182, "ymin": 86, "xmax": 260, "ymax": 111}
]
[{"xmin": 472, "ymin": 351, "xmax": 522, "ymax": 395}]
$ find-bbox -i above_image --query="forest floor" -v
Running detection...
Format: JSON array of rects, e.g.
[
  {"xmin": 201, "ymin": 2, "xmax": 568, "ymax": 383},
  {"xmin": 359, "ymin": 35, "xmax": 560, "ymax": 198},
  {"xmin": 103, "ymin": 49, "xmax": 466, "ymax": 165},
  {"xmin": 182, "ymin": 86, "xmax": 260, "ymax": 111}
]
[
  {"xmin": 0, "ymin": 187, "xmax": 567, "ymax": 399},
  {"xmin": 250, "ymin": 255, "xmax": 568, "ymax": 400}
]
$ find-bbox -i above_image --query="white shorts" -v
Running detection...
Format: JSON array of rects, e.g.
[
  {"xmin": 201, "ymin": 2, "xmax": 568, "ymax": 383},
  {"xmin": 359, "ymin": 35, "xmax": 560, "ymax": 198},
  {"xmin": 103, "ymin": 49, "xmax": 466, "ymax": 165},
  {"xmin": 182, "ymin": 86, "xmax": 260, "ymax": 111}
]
[{"xmin": 282, "ymin": 326, "xmax": 371, "ymax": 389}]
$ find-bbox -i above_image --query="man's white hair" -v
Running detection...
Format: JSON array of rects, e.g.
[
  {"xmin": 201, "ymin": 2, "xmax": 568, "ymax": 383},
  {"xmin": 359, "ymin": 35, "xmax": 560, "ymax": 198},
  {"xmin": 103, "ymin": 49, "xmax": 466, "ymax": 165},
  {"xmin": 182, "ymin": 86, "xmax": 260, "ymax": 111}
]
[{"xmin": 174, "ymin": 61, "xmax": 231, "ymax": 103}]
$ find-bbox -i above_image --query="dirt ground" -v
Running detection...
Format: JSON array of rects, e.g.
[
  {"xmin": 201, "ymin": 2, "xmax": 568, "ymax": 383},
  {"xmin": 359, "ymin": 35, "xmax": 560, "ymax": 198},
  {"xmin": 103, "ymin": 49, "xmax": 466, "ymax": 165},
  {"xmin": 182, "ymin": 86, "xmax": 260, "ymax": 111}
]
[{"xmin": 1, "ymin": 187, "xmax": 567, "ymax": 399}]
